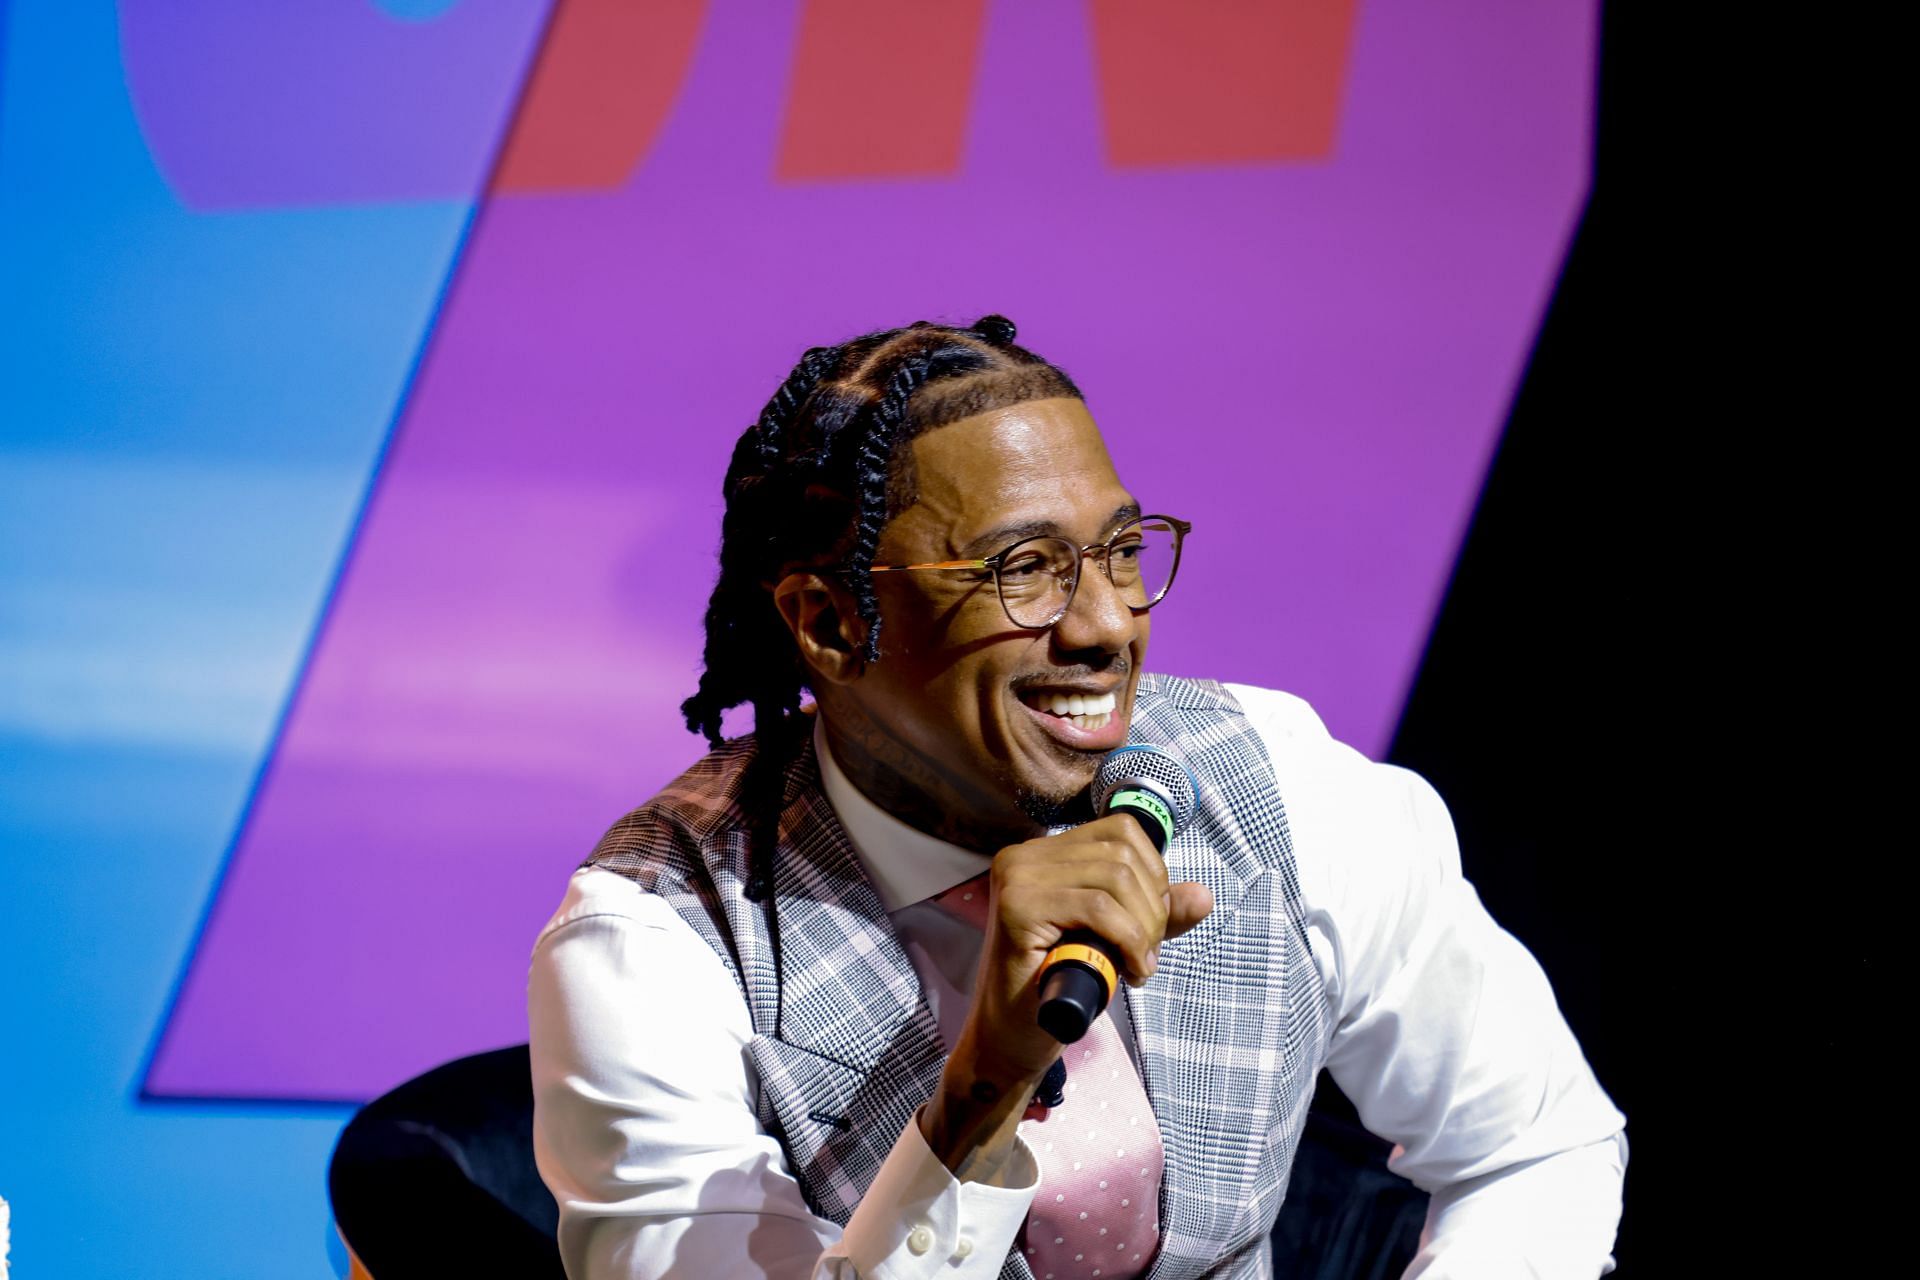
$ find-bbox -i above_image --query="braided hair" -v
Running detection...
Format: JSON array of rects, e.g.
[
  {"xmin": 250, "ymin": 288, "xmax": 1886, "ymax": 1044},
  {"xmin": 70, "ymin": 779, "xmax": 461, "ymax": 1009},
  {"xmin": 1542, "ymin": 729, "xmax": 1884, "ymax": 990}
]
[{"xmin": 681, "ymin": 316, "xmax": 1083, "ymax": 905}]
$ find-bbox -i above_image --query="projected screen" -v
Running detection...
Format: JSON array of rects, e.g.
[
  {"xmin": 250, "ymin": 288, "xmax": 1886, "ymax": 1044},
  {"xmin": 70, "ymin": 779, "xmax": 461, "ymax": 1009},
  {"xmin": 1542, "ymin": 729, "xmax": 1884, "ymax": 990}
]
[{"xmin": 46, "ymin": 0, "xmax": 1597, "ymax": 1102}]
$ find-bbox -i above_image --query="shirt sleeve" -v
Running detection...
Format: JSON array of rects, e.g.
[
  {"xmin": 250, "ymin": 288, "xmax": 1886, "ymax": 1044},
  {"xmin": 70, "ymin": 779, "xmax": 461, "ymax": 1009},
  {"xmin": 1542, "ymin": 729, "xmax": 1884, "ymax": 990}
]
[
  {"xmin": 1227, "ymin": 684, "xmax": 1627, "ymax": 1278},
  {"xmin": 527, "ymin": 867, "xmax": 1039, "ymax": 1280}
]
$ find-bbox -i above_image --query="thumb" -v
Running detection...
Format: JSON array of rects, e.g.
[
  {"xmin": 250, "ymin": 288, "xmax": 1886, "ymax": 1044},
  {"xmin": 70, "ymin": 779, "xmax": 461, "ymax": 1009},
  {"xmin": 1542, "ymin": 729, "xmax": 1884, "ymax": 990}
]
[{"xmin": 1164, "ymin": 881, "xmax": 1214, "ymax": 940}]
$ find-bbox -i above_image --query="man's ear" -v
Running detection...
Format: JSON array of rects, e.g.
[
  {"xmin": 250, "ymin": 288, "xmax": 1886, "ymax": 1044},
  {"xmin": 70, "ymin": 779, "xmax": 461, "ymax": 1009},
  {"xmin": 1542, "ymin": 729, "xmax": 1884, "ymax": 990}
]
[{"xmin": 771, "ymin": 572, "xmax": 867, "ymax": 686}]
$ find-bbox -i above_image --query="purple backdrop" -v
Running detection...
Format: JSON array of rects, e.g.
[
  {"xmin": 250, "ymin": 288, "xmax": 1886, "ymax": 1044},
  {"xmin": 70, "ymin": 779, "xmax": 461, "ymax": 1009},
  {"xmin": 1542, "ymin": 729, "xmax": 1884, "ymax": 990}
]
[
  {"xmin": 121, "ymin": 0, "xmax": 548, "ymax": 207},
  {"xmin": 147, "ymin": 0, "xmax": 1597, "ymax": 1100}
]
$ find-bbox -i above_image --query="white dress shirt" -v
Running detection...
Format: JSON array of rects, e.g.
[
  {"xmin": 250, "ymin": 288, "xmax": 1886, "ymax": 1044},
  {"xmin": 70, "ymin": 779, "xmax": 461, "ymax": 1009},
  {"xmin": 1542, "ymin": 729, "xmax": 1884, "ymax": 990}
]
[{"xmin": 528, "ymin": 684, "xmax": 1627, "ymax": 1279}]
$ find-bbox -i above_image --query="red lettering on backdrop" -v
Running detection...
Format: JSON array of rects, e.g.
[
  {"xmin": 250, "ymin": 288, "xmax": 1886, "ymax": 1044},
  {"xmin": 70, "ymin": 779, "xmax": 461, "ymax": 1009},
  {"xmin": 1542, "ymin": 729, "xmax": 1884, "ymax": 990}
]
[
  {"xmin": 490, "ymin": 0, "xmax": 709, "ymax": 193},
  {"xmin": 1089, "ymin": 0, "xmax": 1360, "ymax": 166},
  {"xmin": 776, "ymin": 0, "xmax": 990, "ymax": 181},
  {"xmin": 484, "ymin": 0, "xmax": 1357, "ymax": 190}
]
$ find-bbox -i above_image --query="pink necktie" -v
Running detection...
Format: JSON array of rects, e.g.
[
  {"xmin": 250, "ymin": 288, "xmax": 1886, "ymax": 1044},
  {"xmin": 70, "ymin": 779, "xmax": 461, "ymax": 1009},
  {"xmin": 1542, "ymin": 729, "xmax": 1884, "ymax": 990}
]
[{"xmin": 932, "ymin": 875, "xmax": 1164, "ymax": 1280}]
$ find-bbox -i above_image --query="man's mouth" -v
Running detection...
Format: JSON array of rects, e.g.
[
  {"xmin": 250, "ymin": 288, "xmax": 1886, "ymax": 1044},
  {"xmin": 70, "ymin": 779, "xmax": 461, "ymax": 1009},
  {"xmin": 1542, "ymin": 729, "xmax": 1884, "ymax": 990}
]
[{"xmin": 1017, "ymin": 689, "xmax": 1118, "ymax": 733}]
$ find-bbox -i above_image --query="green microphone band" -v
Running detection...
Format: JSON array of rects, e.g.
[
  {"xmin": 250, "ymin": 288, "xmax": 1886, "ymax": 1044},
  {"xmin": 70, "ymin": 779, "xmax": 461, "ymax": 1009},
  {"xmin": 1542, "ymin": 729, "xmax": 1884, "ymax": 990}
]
[{"xmin": 1108, "ymin": 786, "xmax": 1174, "ymax": 842}]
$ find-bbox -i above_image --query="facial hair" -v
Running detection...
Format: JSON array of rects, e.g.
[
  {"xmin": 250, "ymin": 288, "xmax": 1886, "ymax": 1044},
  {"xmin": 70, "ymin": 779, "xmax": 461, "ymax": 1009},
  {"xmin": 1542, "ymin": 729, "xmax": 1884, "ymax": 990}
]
[{"xmin": 1014, "ymin": 779, "xmax": 1097, "ymax": 831}]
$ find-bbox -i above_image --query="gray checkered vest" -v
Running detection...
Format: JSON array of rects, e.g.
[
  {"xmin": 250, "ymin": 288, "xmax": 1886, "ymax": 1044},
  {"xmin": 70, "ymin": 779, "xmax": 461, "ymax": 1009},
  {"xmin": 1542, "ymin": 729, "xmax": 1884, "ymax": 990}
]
[{"xmin": 588, "ymin": 675, "xmax": 1329, "ymax": 1279}]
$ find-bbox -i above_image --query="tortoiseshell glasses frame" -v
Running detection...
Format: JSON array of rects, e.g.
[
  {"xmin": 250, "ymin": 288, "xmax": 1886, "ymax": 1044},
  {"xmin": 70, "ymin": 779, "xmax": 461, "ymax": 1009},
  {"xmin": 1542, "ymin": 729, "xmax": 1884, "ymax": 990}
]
[{"xmin": 868, "ymin": 514, "xmax": 1191, "ymax": 630}]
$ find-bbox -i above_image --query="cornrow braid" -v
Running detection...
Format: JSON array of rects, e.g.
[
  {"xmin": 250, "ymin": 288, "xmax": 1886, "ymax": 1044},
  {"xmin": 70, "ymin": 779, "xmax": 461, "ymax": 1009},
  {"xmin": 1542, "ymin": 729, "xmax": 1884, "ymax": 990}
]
[
  {"xmin": 753, "ymin": 344, "xmax": 840, "ymax": 464},
  {"xmin": 682, "ymin": 316, "xmax": 1082, "ymax": 914},
  {"xmin": 970, "ymin": 313, "xmax": 1018, "ymax": 347},
  {"xmin": 682, "ymin": 413, "xmax": 819, "ymax": 750},
  {"xmin": 845, "ymin": 345, "xmax": 934, "ymax": 663}
]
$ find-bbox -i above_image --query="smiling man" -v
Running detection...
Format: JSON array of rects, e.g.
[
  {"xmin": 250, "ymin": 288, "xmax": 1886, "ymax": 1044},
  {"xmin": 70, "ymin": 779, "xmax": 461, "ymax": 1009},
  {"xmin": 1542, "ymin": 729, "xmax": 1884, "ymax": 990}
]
[{"xmin": 528, "ymin": 317, "xmax": 1626, "ymax": 1279}]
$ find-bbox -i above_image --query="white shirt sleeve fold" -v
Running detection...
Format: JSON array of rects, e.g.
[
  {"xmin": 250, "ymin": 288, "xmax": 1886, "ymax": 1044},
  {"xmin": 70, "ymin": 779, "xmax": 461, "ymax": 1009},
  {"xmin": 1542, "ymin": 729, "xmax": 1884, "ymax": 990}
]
[
  {"xmin": 527, "ymin": 868, "xmax": 1037, "ymax": 1280},
  {"xmin": 1228, "ymin": 683, "xmax": 1626, "ymax": 1278}
]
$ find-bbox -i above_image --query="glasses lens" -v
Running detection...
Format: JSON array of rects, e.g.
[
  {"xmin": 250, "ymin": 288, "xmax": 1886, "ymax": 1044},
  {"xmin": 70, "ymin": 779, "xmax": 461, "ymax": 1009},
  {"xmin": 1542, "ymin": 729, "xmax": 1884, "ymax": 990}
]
[
  {"xmin": 997, "ymin": 537, "xmax": 1080, "ymax": 627},
  {"xmin": 1107, "ymin": 517, "xmax": 1181, "ymax": 610}
]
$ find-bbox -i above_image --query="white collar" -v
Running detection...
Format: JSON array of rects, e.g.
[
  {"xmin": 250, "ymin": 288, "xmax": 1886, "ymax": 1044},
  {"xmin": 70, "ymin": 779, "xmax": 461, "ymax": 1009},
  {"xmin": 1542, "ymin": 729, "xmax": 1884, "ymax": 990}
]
[{"xmin": 812, "ymin": 715, "xmax": 993, "ymax": 913}]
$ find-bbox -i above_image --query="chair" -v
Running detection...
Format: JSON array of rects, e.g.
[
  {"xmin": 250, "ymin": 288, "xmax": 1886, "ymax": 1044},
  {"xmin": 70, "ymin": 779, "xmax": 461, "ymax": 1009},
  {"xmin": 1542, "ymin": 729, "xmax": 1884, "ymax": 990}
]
[
  {"xmin": 1269, "ymin": 1074, "xmax": 1429, "ymax": 1278},
  {"xmin": 329, "ymin": 1052, "xmax": 1423, "ymax": 1279},
  {"xmin": 328, "ymin": 1045, "xmax": 565, "ymax": 1280}
]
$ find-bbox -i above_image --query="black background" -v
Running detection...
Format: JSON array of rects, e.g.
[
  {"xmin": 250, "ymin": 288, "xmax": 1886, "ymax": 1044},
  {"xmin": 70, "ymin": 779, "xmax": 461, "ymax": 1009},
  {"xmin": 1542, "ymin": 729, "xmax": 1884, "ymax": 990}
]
[{"xmin": 1379, "ymin": 5, "xmax": 1868, "ymax": 1269}]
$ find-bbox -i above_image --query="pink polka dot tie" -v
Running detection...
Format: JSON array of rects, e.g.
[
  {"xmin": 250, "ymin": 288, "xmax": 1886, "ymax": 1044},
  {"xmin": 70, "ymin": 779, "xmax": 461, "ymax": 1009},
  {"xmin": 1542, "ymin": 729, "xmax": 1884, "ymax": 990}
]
[{"xmin": 932, "ymin": 875, "xmax": 1164, "ymax": 1280}]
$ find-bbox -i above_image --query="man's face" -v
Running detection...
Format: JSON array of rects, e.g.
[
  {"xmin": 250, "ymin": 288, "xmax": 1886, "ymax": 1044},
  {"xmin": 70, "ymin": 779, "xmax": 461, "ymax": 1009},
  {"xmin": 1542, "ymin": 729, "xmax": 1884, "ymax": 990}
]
[{"xmin": 838, "ymin": 396, "xmax": 1150, "ymax": 838}]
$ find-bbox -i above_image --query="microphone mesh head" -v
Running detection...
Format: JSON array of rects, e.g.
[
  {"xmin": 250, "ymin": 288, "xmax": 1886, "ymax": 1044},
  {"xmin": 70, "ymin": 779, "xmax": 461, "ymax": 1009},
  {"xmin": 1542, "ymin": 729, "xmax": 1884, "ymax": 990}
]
[{"xmin": 1094, "ymin": 744, "xmax": 1198, "ymax": 834}]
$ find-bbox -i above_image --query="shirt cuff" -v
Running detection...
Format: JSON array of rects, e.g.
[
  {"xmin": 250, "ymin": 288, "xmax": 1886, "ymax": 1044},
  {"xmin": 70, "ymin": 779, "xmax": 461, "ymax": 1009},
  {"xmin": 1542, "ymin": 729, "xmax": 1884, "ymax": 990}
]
[{"xmin": 826, "ymin": 1108, "xmax": 1040, "ymax": 1279}]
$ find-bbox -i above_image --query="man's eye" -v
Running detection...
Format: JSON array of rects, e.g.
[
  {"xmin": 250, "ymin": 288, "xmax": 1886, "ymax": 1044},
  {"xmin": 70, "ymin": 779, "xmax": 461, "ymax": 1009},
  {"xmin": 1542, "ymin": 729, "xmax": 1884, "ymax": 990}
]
[
  {"xmin": 1002, "ymin": 555, "xmax": 1050, "ymax": 578},
  {"xmin": 1111, "ymin": 538, "xmax": 1144, "ymax": 562}
]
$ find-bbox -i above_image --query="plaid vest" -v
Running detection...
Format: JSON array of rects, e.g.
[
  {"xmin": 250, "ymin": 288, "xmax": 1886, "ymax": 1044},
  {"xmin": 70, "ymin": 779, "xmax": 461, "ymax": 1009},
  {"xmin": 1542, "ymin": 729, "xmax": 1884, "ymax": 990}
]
[{"xmin": 588, "ymin": 675, "xmax": 1329, "ymax": 1279}]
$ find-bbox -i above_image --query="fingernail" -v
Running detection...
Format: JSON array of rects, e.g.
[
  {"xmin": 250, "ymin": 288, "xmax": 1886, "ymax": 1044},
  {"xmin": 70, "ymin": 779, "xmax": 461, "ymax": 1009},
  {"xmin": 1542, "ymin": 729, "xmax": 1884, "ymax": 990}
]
[{"xmin": 1147, "ymin": 944, "xmax": 1160, "ymax": 972}]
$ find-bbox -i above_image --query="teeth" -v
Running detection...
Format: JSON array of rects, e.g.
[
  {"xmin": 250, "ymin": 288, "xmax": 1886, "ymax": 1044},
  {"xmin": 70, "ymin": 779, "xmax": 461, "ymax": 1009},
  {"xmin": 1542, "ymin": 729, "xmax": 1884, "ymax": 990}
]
[{"xmin": 1028, "ymin": 691, "xmax": 1117, "ymax": 722}]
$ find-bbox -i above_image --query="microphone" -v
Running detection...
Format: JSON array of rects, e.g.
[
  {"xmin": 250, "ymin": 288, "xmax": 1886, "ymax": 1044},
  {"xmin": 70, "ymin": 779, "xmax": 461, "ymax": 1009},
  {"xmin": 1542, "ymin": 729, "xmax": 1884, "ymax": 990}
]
[{"xmin": 1036, "ymin": 745, "xmax": 1198, "ymax": 1044}]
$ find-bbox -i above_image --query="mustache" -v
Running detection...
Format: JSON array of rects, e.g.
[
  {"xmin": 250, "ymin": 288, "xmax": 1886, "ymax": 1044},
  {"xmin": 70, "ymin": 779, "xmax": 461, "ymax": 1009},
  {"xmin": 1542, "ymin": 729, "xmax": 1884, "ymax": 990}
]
[{"xmin": 1008, "ymin": 662, "xmax": 1131, "ymax": 694}]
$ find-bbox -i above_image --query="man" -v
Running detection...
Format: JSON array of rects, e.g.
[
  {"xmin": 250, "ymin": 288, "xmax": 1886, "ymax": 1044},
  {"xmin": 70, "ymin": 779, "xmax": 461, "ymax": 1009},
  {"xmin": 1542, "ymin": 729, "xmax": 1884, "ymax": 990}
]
[{"xmin": 528, "ymin": 317, "xmax": 1626, "ymax": 1278}]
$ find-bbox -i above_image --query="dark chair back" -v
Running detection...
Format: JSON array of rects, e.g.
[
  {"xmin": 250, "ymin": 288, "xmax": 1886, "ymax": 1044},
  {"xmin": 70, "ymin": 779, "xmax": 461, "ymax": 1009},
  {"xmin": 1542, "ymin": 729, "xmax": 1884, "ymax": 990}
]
[
  {"xmin": 1270, "ymin": 1075, "xmax": 1429, "ymax": 1278},
  {"xmin": 328, "ymin": 1044, "xmax": 565, "ymax": 1280}
]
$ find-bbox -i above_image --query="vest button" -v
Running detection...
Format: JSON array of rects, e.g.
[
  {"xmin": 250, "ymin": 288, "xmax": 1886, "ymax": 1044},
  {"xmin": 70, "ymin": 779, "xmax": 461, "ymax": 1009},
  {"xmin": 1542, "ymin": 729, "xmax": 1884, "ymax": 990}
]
[{"xmin": 907, "ymin": 1225, "xmax": 933, "ymax": 1255}]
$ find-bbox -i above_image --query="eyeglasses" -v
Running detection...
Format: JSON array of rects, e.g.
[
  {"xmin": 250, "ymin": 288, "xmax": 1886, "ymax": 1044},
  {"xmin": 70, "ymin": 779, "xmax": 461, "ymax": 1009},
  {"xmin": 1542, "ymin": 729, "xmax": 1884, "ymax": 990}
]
[{"xmin": 870, "ymin": 514, "xmax": 1191, "ymax": 630}]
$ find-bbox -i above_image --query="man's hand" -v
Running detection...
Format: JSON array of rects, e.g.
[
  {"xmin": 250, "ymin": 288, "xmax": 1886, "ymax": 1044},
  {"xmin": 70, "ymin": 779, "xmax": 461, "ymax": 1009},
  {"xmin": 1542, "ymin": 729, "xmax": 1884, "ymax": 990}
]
[{"xmin": 918, "ymin": 816, "xmax": 1214, "ymax": 1180}]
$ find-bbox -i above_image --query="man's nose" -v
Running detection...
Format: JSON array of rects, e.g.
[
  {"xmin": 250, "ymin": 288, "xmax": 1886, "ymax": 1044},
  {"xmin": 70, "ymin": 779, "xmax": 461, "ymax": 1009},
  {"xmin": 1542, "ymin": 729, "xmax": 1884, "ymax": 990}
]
[{"xmin": 1051, "ymin": 555, "xmax": 1139, "ymax": 656}]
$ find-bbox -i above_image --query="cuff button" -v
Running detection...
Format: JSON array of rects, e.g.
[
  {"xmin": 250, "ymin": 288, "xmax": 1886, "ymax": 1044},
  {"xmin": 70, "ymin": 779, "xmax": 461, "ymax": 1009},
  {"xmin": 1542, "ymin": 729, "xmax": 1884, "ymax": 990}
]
[
  {"xmin": 907, "ymin": 1225, "xmax": 933, "ymax": 1255},
  {"xmin": 954, "ymin": 1236, "xmax": 975, "ymax": 1259}
]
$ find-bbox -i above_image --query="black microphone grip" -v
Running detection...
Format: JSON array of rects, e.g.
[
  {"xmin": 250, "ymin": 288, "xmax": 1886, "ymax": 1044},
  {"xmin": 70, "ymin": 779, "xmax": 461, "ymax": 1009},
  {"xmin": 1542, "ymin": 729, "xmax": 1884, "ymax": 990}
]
[{"xmin": 1036, "ymin": 760, "xmax": 1189, "ymax": 1044}]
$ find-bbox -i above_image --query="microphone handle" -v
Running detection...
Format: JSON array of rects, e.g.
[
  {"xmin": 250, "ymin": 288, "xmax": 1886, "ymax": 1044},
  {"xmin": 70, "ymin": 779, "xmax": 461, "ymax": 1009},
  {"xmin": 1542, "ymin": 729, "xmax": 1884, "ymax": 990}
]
[{"xmin": 1036, "ymin": 806, "xmax": 1167, "ymax": 1044}]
